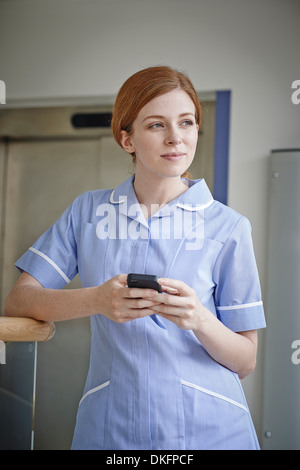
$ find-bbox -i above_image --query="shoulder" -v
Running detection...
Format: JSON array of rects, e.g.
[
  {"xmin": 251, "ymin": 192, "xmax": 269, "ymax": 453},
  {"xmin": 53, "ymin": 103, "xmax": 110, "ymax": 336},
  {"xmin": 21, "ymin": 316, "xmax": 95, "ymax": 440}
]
[
  {"xmin": 74, "ymin": 188, "xmax": 112, "ymax": 205},
  {"xmin": 185, "ymin": 179, "xmax": 251, "ymax": 243},
  {"xmin": 68, "ymin": 188, "xmax": 113, "ymax": 223},
  {"xmin": 206, "ymin": 199, "xmax": 251, "ymax": 245}
]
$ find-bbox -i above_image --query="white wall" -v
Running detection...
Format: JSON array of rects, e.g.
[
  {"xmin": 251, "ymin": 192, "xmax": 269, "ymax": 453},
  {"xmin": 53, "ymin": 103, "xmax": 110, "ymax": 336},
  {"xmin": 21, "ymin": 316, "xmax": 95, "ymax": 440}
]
[{"xmin": 1, "ymin": 0, "xmax": 300, "ymax": 442}]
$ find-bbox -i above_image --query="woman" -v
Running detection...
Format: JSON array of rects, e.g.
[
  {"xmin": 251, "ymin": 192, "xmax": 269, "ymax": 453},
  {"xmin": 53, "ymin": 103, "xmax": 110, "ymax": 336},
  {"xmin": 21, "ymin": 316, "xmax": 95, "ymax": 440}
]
[{"xmin": 5, "ymin": 66, "xmax": 266, "ymax": 450}]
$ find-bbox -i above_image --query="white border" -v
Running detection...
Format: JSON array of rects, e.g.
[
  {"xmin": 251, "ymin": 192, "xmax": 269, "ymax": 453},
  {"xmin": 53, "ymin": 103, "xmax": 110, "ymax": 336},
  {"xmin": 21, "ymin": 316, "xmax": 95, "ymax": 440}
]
[
  {"xmin": 177, "ymin": 198, "xmax": 214, "ymax": 211},
  {"xmin": 181, "ymin": 379, "xmax": 248, "ymax": 413},
  {"xmin": 79, "ymin": 380, "xmax": 110, "ymax": 405},
  {"xmin": 29, "ymin": 247, "xmax": 71, "ymax": 284},
  {"xmin": 217, "ymin": 301, "xmax": 263, "ymax": 311}
]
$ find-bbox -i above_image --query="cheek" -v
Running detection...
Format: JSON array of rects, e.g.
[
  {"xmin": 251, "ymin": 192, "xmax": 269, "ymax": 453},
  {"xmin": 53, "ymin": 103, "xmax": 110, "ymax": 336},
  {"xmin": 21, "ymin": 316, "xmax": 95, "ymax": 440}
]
[
  {"xmin": 185, "ymin": 135, "xmax": 197, "ymax": 149},
  {"xmin": 136, "ymin": 136, "xmax": 159, "ymax": 156},
  {"xmin": 190, "ymin": 133, "xmax": 199, "ymax": 149}
]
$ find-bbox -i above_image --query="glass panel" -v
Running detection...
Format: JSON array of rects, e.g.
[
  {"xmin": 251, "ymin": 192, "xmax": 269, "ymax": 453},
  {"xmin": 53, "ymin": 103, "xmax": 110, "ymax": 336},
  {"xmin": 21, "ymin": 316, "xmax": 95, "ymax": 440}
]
[{"xmin": 0, "ymin": 342, "xmax": 36, "ymax": 450}]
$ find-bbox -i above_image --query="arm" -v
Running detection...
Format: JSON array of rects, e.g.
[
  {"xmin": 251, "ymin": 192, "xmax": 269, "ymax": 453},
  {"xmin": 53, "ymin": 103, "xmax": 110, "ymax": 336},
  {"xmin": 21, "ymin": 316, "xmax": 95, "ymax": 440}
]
[
  {"xmin": 149, "ymin": 278, "xmax": 257, "ymax": 379},
  {"xmin": 193, "ymin": 316, "xmax": 257, "ymax": 380},
  {"xmin": 4, "ymin": 272, "xmax": 159, "ymax": 323}
]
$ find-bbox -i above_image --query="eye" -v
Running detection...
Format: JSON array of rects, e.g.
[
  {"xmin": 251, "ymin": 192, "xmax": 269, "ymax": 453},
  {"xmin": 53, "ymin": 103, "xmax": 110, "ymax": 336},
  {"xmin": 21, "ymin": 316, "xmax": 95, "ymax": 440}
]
[
  {"xmin": 181, "ymin": 119, "xmax": 194, "ymax": 127},
  {"xmin": 149, "ymin": 122, "xmax": 164, "ymax": 129}
]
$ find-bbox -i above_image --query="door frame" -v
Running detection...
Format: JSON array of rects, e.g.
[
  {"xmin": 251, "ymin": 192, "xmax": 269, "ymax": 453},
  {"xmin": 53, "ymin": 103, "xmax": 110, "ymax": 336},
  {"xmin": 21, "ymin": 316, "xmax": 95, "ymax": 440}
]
[{"xmin": 213, "ymin": 90, "xmax": 231, "ymax": 205}]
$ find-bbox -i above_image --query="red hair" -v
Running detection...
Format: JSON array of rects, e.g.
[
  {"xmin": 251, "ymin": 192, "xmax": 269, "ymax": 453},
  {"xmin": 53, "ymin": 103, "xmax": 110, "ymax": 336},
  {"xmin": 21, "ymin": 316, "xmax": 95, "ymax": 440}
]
[{"xmin": 111, "ymin": 66, "xmax": 201, "ymax": 178}]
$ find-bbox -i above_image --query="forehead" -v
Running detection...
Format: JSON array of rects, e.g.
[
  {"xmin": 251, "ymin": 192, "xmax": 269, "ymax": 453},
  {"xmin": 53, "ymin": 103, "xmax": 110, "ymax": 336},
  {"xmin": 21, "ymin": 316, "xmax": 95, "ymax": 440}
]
[{"xmin": 137, "ymin": 89, "xmax": 196, "ymax": 119}]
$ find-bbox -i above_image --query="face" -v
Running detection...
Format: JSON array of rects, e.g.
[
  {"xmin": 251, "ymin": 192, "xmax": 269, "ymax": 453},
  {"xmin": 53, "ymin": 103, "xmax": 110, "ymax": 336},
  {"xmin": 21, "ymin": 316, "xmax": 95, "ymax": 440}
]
[{"xmin": 120, "ymin": 89, "xmax": 199, "ymax": 181}]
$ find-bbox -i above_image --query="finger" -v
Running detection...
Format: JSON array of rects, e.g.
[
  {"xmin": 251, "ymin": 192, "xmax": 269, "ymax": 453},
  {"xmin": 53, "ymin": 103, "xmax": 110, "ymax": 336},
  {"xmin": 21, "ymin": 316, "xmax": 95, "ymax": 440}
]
[
  {"xmin": 115, "ymin": 273, "xmax": 129, "ymax": 286},
  {"xmin": 158, "ymin": 278, "xmax": 192, "ymax": 296},
  {"xmin": 125, "ymin": 287, "xmax": 159, "ymax": 299},
  {"xmin": 152, "ymin": 291, "xmax": 187, "ymax": 308},
  {"xmin": 150, "ymin": 304, "xmax": 184, "ymax": 317},
  {"xmin": 157, "ymin": 312, "xmax": 192, "ymax": 330},
  {"xmin": 116, "ymin": 310, "xmax": 154, "ymax": 323},
  {"xmin": 128, "ymin": 298, "xmax": 161, "ymax": 309},
  {"xmin": 160, "ymin": 286, "xmax": 180, "ymax": 295},
  {"xmin": 126, "ymin": 307, "xmax": 160, "ymax": 319}
]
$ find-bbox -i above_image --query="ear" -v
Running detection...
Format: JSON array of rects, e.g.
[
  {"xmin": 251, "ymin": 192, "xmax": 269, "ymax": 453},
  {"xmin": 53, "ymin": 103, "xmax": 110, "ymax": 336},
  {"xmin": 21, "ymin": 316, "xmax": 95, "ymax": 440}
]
[{"xmin": 120, "ymin": 130, "xmax": 135, "ymax": 154}]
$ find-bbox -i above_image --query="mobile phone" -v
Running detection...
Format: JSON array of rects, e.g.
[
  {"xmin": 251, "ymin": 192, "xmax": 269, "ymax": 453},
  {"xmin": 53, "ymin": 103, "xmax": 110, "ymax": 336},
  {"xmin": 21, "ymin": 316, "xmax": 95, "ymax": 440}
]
[{"xmin": 127, "ymin": 273, "xmax": 162, "ymax": 293}]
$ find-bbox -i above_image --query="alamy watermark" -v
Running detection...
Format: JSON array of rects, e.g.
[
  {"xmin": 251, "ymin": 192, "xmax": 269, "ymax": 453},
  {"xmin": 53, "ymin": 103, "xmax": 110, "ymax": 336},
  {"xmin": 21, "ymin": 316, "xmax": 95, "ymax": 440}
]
[
  {"xmin": 0, "ymin": 80, "xmax": 6, "ymax": 104},
  {"xmin": 291, "ymin": 80, "xmax": 300, "ymax": 105},
  {"xmin": 95, "ymin": 200, "xmax": 206, "ymax": 250},
  {"xmin": 291, "ymin": 340, "xmax": 300, "ymax": 365}
]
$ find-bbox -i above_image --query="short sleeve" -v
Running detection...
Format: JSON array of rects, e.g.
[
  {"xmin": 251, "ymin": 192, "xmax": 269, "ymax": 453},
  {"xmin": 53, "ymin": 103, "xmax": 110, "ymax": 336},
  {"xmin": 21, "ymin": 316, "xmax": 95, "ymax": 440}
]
[
  {"xmin": 213, "ymin": 216, "xmax": 266, "ymax": 332},
  {"xmin": 15, "ymin": 199, "xmax": 79, "ymax": 289}
]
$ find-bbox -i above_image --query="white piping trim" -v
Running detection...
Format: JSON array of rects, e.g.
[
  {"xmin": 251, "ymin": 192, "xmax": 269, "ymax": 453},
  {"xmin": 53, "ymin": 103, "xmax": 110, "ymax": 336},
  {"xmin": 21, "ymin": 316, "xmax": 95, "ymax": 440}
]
[
  {"xmin": 29, "ymin": 247, "xmax": 71, "ymax": 284},
  {"xmin": 79, "ymin": 380, "xmax": 110, "ymax": 405},
  {"xmin": 109, "ymin": 189, "xmax": 126, "ymax": 204},
  {"xmin": 177, "ymin": 198, "xmax": 214, "ymax": 211},
  {"xmin": 217, "ymin": 301, "xmax": 263, "ymax": 311},
  {"xmin": 181, "ymin": 379, "xmax": 248, "ymax": 413}
]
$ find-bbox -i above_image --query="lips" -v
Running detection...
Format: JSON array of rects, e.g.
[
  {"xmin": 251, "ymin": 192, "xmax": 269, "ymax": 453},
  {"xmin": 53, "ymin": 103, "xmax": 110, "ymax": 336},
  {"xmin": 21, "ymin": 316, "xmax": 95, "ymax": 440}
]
[{"xmin": 160, "ymin": 153, "xmax": 185, "ymax": 161}]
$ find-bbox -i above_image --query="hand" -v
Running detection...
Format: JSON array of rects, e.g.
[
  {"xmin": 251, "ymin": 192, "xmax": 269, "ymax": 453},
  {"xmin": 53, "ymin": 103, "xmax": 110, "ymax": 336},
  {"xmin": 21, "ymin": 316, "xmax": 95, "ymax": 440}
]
[
  {"xmin": 94, "ymin": 274, "xmax": 160, "ymax": 323},
  {"xmin": 150, "ymin": 278, "xmax": 208, "ymax": 330}
]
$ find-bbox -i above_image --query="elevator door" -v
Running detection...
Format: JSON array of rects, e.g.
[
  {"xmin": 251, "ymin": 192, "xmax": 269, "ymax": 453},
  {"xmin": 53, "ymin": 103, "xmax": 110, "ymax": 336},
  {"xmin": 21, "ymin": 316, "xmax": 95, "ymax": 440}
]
[{"xmin": 0, "ymin": 99, "xmax": 215, "ymax": 449}]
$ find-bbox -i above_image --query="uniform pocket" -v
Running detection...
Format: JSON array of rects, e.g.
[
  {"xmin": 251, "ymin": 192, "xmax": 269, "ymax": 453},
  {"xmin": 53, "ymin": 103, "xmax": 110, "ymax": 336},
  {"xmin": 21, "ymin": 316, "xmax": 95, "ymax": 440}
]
[
  {"xmin": 72, "ymin": 380, "xmax": 111, "ymax": 449},
  {"xmin": 181, "ymin": 379, "xmax": 248, "ymax": 413},
  {"xmin": 79, "ymin": 380, "xmax": 110, "ymax": 405},
  {"xmin": 180, "ymin": 378, "xmax": 257, "ymax": 449}
]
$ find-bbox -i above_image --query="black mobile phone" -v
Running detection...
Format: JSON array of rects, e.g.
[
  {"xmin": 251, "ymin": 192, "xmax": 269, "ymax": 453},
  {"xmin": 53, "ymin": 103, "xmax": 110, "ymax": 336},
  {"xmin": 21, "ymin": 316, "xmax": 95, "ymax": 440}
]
[{"xmin": 127, "ymin": 273, "xmax": 163, "ymax": 293}]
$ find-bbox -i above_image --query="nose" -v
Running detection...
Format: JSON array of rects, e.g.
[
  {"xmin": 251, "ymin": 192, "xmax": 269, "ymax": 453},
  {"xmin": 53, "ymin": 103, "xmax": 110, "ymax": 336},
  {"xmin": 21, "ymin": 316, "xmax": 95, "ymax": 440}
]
[{"xmin": 165, "ymin": 126, "xmax": 182, "ymax": 145}]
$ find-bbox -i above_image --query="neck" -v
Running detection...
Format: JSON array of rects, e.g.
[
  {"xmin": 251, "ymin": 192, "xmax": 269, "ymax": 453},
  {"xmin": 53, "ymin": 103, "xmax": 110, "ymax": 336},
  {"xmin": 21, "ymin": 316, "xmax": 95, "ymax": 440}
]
[{"xmin": 133, "ymin": 172, "xmax": 189, "ymax": 219}]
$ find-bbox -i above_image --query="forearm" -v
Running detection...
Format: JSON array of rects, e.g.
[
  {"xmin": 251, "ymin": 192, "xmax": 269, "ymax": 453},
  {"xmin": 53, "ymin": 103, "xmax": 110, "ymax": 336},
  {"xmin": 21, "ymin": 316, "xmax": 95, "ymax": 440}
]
[
  {"xmin": 4, "ymin": 272, "xmax": 160, "ymax": 323},
  {"xmin": 193, "ymin": 309, "xmax": 257, "ymax": 379},
  {"xmin": 4, "ymin": 283, "xmax": 97, "ymax": 322}
]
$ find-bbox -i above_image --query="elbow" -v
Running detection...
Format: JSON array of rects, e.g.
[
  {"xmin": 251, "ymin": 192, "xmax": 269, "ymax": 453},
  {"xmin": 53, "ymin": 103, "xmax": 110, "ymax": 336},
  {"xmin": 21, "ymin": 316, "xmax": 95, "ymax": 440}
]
[
  {"xmin": 238, "ymin": 357, "xmax": 257, "ymax": 380},
  {"xmin": 4, "ymin": 290, "xmax": 17, "ymax": 317},
  {"xmin": 4, "ymin": 273, "xmax": 41, "ymax": 319},
  {"xmin": 4, "ymin": 283, "xmax": 30, "ymax": 318}
]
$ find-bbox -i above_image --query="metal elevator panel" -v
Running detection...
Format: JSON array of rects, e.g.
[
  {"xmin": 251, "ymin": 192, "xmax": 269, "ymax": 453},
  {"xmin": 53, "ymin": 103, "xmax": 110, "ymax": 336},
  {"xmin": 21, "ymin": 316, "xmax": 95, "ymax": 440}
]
[
  {"xmin": 0, "ymin": 99, "xmax": 215, "ymax": 449},
  {"xmin": 262, "ymin": 149, "xmax": 300, "ymax": 450}
]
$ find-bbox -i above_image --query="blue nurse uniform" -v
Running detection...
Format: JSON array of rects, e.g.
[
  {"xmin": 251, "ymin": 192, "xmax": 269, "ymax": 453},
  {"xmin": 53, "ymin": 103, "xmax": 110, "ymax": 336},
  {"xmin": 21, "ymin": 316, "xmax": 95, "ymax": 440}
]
[{"xmin": 15, "ymin": 176, "xmax": 266, "ymax": 450}]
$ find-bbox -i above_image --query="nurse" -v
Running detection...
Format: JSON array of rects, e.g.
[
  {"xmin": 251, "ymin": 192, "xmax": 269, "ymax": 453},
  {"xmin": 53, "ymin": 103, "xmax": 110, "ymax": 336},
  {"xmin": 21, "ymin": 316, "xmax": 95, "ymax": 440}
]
[{"xmin": 5, "ymin": 66, "xmax": 266, "ymax": 450}]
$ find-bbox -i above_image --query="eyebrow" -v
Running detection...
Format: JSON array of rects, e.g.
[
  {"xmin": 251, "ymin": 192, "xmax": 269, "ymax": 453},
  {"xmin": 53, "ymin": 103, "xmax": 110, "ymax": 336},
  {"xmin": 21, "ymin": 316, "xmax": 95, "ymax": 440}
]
[{"xmin": 142, "ymin": 112, "xmax": 195, "ymax": 122}]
